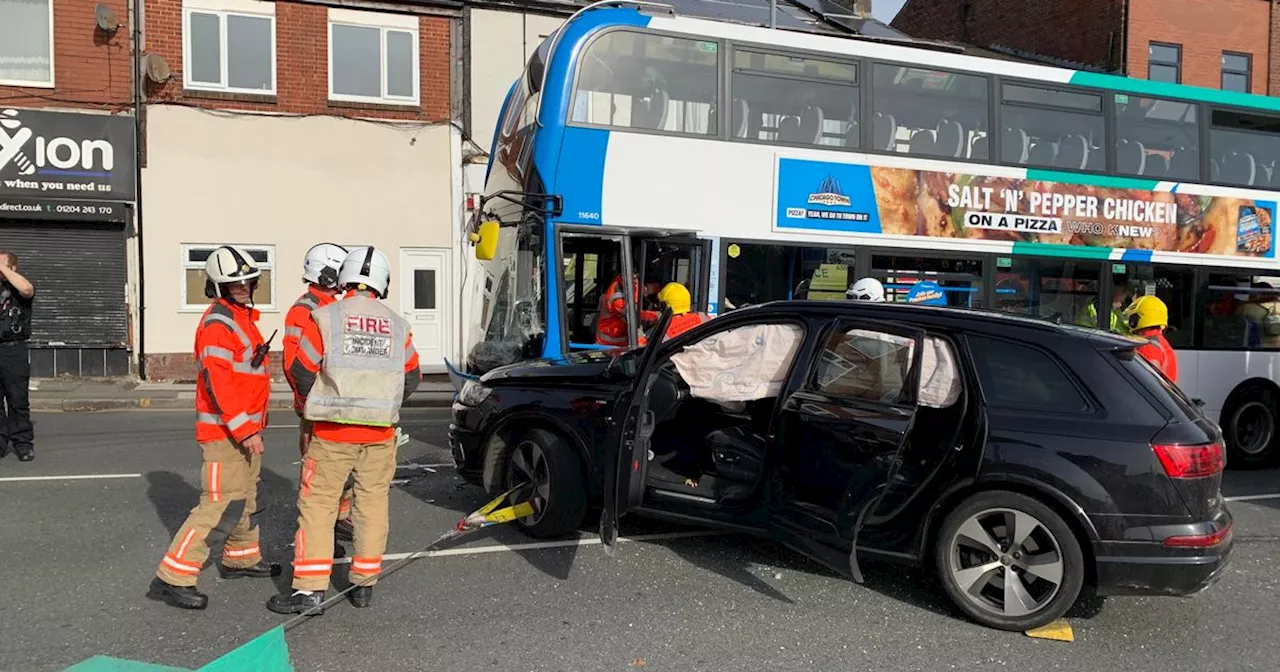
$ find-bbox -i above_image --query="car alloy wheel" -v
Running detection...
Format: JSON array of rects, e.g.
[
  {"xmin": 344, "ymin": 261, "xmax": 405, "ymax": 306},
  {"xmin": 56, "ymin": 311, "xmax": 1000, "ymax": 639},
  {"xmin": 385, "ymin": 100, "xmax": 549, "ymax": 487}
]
[
  {"xmin": 506, "ymin": 438, "xmax": 551, "ymax": 526},
  {"xmin": 946, "ymin": 508, "xmax": 1065, "ymax": 619}
]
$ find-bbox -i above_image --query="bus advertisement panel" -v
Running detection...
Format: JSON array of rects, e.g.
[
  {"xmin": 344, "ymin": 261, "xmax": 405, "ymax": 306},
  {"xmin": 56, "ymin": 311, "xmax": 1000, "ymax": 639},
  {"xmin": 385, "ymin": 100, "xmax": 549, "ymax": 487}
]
[{"xmin": 775, "ymin": 158, "xmax": 1278, "ymax": 260}]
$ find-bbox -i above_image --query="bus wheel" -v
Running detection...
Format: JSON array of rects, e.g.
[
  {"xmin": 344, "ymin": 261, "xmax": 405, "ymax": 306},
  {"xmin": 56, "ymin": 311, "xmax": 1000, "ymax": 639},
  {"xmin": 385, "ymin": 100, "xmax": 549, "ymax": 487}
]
[{"xmin": 1223, "ymin": 386, "xmax": 1279, "ymax": 468}]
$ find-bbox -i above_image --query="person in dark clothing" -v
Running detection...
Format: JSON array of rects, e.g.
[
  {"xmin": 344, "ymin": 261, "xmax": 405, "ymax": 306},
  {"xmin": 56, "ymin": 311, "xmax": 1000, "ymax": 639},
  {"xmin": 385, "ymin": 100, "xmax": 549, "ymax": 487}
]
[{"xmin": 0, "ymin": 250, "xmax": 35, "ymax": 462}]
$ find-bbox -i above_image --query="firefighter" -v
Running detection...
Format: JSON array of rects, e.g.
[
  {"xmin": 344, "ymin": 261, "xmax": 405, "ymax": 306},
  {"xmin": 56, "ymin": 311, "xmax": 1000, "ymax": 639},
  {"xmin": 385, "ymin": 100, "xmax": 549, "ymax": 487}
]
[
  {"xmin": 268, "ymin": 246, "xmax": 421, "ymax": 614},
  {"xmin": 284, "ymin": 243, "xmax": 357, "ymax": 544},
  {"xmin": 657, "ymin": 282, "xmax": 710, "ymax": 339},
  {"xmin": 147, "ymin": 245, "xmax": 280, "ymax": 610},
  {"xmin": 595, "ymin": 274, "xmax": 660, "ymax": 347},
  {"xmin": 1124, "ymin": 295, "xmax": 1179, "ymax": 382}
]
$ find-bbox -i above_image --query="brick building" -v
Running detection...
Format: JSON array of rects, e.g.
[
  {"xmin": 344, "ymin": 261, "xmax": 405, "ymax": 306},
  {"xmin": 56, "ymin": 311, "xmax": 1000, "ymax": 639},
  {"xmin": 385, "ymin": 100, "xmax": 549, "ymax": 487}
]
[{"xmin": 893, "ymin": 0, "xmax": 1280, "ymax": 94}]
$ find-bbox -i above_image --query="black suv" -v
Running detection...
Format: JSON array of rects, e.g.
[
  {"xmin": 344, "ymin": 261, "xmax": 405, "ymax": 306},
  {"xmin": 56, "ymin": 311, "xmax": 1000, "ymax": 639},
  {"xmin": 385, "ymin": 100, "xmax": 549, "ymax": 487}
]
[{"xmin": 449, "ymin": 301, "xmax": 1233, "ymax": 631}]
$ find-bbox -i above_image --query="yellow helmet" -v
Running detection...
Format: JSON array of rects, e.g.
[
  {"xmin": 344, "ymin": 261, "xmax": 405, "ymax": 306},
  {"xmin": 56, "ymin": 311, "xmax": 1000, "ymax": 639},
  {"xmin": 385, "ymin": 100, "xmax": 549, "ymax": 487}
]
[
  {"xmin": 1124, "ymin": 294, "xmax": 1169, "ymax": 331},
  {"xmin": 657, "ymin": 282, "xmax": 692, "ymax": 315}
]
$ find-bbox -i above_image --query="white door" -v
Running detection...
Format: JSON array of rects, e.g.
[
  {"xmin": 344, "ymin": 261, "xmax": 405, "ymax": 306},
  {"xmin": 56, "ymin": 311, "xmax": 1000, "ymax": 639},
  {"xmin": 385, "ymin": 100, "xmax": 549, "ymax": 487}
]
[{"xmin": 399, "ymin": 248, "xmax": 451, "ymax": 373}]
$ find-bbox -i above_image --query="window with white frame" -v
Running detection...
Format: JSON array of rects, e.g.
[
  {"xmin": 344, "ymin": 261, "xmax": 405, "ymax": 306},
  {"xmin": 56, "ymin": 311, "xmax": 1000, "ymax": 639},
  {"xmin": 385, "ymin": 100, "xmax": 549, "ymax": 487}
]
[
  {"xmin": 328, "ymin": 8, "xmax": 419, "ymax": 104},
  {"xmin": 182, "ymin": 245, "xmax": 276, "ymax": 309},
  {"xmin": 183, "ymin": 0, "xmax": 276, "ymax": 94},
  {"xmin": 0, "ymin": 0, "xmax": 54, "ymax": 87}
]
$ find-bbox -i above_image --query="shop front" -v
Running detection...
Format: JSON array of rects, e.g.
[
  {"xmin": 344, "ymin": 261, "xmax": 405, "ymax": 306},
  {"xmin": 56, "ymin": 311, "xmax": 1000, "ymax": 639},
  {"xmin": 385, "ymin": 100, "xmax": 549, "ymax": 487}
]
[{"xmin": 0, "ymin": 107, "xmax": 137, "ymax": 377}]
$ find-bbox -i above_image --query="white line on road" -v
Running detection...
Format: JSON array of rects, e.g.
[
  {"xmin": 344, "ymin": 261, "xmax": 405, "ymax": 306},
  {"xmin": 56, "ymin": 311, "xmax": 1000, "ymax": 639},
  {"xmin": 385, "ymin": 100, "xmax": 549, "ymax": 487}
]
[
  {"xmin": 331, "ymin": 529, "xmax": 727, "ymax": 565},
  {"xmin": 0, "ymin": 473, "xmax": 142, "ymax": 483},
  {"xmin": 1225, "ymin": 493, "xmax": 1280, "ymax": 502}
]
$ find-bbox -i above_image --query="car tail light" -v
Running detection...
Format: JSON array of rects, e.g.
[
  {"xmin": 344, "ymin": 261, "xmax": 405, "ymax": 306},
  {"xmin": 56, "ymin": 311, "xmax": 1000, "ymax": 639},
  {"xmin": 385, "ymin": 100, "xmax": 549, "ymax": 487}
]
[
  {"xmin": 1164, "ymin": 524, "xmax": 1232, "ymax": 548},
  {"xmin": 1152, "ymin": 442, "xmax": 1225, "ymax": 479}
]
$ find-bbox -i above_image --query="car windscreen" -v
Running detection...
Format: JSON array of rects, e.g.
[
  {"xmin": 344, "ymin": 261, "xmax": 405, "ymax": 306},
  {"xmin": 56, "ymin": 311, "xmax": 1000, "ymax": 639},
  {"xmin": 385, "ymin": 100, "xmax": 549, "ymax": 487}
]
[{"xmin": 1111, "ymin": 347, "xmax": 1201, "ymax": 419}]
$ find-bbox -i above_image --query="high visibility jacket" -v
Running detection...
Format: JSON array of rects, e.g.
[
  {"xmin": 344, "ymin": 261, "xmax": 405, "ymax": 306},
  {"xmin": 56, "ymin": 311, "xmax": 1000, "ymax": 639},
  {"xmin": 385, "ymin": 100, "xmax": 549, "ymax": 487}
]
[
  {"xmin": 283, "ymin": 287, "xmax": 337, "ymax": 414},
  {"xmin": 665, "ymin": 312, "xmax": 710, "ymax": 339},
  {"xmin": 1077, "ymin": 302, "xmax": 1127, "ymax": 334},
  {"xmin": 595, "ymin": 276, "xmax": 660, "ymax": 347},
  {"xmin": 289, "ymin": 290, "xmax": 422, "ymax": 444},
  {"xmin": 194, "ymin": 299, "xmax": 271, "ymax": 444},
  {"xmin": 1136, "ymin": 328, "xmax": 1178, "ymax": 383}
]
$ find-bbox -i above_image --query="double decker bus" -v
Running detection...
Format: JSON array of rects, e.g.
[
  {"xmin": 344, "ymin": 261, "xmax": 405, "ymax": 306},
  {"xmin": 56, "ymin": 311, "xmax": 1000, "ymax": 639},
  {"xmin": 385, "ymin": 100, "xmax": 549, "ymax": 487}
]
[{"xmin": 459, "ymin": 0, "xmax": 1280, "ymax": 465}]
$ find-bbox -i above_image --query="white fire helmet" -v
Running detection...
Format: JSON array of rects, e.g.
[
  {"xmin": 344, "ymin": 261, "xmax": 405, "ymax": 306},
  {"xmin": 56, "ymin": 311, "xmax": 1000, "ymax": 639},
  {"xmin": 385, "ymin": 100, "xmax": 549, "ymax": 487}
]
[
  {"xmin": 204, "ymin": 245, "xmax": 261, "ymax": 302},
  {"xmin": 847, "ymin": 277, "xmax": 886, "ymax": 302},
  {"xmin": 302, "ymin": 243, "xmax": 348, "ymax": 288},
  {"xmin": 338, "ymin": 246, "xmax": 392, "ymax": 298}
]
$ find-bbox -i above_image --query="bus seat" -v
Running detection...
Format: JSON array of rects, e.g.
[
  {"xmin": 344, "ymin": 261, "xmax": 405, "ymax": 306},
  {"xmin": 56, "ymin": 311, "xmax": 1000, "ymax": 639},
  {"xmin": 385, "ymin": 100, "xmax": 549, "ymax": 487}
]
[
  {"xmin": 1145, "ymin": 154, "xmax": 1170, "ymax": 177},
  {"xmin": 935, "ymin": 120, "xmax": 965, "ymax": 157},
  {"xmin": 1055, "ymin": 135, "xmax": 1088, "ymax": 170},
  {"xmin": 747, "ymin": 109, "xmax": 764, "ymax": 140},
  {"xmin": 969, "ymin": 134, "xmax": 989, "ymax": 160},
  {"xmin": 845, "ymin": 119, "xmax": 860, "ymax": 147},
  {"xmin": 1211, "ymin": 158, "xmax": 1222, "ymax": 182},
  {"xmin": 800, "ymin": 106, "xmax": 825, "ymax": 144},
  {"xmin": 1116, "ymin": 139, "xmax": 1146, "ymax": 175},
  {"xmin": 632, "ymin": 90, "xmax": 669, "ymax": 130},
  {"xmin": 1001, "ymin": 127, "xmax": 1029, "ymax": 164},
  {"xmin": 1087, "ymin": 147, "xmax": 1104, "ymax": 171},
  {"xmin": 1028, "ymin": 140, "xmax": 1058, "ymax": 166},
  {"xmin": 1222, "ymin": 151, "xmax": 1257, "ymax": 186},
  {"xmin": 874, "ymin": 112, "xmax": 897, "ymax": 151},
  {"xmin": 778, "ymin": 116, "xmax": 803, "ymax": 142},
  {"xmin": 909, "ymin": 129, "xmax": 937, "ymax": 156},
  {"xmin": 731, "ymin": 99, "xmax": 750, "ymax": 138},
  {"xmin": 1168, "ymin": 147, "xmax": 1199, "ymax": 181}
]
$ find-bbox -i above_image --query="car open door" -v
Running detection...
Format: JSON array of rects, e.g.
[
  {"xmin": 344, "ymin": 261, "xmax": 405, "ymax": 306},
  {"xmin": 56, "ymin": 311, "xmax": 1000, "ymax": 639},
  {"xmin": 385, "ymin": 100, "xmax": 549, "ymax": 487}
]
[{"xmin": 599, "ymin": 306, "xmax": 674, "ymax": 555}]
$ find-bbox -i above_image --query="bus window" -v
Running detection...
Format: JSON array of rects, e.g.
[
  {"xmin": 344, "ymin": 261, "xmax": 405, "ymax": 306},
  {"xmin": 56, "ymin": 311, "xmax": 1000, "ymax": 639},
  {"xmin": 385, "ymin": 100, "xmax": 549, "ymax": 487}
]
[
  {"xmin": 1114, "ymin": 95, "xmax": 1200, "ymax": 181},
  {"xmin": 996, "ymin": 258, "xmax": 1100, "ymax": 323},
  {"xmin": 562, "ymin": 234, "xmax": 625, "ymax": 348},
  {"xmin": 870, "ymin": 255, "xmax": 984, "ymax": 308},
  {"xmin": 999, "ymin": 83, "xmax": 1105, "ymax": 171},
  {"xmin": 1209, "ymin": 109, "xmax": 1280, "ymax": 188},
  {"xmin": 1114, "ymin": 265, "xmax": 1196, "ymax": 346},
  {"xmin": 637, "ymin": 238, "xmax": 706, "ymax": 312},
  {"xmin": 1200, "ymin": 273, "xmax": 1280, "ymax": 350},
  {"xmin": 730, "ymin": 48, "xmax": 859, "ymax": 148},
  {"xmin": 871, "ymin": 64, "xmax": 990, "ymax": 160},
  {"xmin": 468, "ymin": 220, "xmax": 546, "ymax": 373},
  {"xmin": 571, "ymin": 30, "xmax": 719, "ymax": 136},
  {"xmin": 721, "ymin": 244, "xmax": 855, "ymax": 309}
]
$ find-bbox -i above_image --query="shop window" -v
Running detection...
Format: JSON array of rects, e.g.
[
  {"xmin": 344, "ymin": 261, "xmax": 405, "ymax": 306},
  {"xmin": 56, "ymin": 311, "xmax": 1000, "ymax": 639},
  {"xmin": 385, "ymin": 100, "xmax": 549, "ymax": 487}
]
[
  {"xmin": 184, "ymin": 0, "xmax": 276, "ymax": 94},
  {"xmin": 967, "ymin": 335, "xmax": 1089, "ymax": 412},
  {"xmin": 813, "ymin": 327, "xmax": 916, "ymax": 404},
  {"xmin": 1200, "ymin": 273, "xmax": 1280, "ymax": 350},
  {"xmin": 0, "ymin": 0, "xmax": 53, "ymax": 87},
  {"xmin": 182, "ymin": 244, "xmax": 275, "ymax": 310},
  {"xmin": 328, "ymin": 8, "xmax": 419, "ymax": 104}
]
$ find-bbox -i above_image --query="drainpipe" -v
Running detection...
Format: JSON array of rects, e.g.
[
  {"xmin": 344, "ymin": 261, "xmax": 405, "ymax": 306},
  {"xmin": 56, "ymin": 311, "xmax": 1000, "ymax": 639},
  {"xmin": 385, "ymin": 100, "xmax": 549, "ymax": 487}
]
[
  {"xmin": 131, "ymin": 0, "xmax": 147, "ymax": 379},
  {"xmin": 1270, "ymin": 0, "xmax": 1275, "ymax": 95},
  {"xmin": 1120, "ymin": 0, "xmax": 1130, "ymax": 76}
]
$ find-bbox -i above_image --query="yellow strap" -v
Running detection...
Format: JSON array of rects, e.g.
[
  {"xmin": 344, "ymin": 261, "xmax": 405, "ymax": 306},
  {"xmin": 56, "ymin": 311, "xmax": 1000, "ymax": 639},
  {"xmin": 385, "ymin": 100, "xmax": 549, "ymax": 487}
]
[{"xmin": 480, "ymin": 501, "xmax": 536, "ymax": 524}]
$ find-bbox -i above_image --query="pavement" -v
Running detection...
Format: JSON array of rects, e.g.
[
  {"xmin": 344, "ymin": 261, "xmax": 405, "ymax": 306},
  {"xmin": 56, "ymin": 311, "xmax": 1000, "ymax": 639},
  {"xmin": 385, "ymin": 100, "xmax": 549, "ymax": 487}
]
[
  {"xmin": 25, "ymin": 376, "xmax": 455, "ymax": 411},
  {"xmin": 2, "ymin": 410, "xmax": 1280, "ymax": 672}
]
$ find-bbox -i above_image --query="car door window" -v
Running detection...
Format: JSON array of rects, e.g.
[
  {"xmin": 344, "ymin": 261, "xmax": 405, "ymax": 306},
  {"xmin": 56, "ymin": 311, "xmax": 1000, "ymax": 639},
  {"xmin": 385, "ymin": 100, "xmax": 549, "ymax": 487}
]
[
  {"xmin": 813, "ymin": 327, "xmax": 916, "ymax": 404},
  {"xmin": 918, "ymin": 335, "xmax": 962, "ymax": 408},
  {"xmin": 967, "ymin": 335, "xmax": 1089, "ymax": 411}
]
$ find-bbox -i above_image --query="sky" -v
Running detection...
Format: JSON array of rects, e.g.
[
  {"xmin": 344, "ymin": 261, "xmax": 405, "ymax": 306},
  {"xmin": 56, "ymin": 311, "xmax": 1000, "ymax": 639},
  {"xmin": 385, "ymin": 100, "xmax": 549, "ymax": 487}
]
[{"xmin": 873, "ymin": 0, "xmax": 907, "ymax": 23}]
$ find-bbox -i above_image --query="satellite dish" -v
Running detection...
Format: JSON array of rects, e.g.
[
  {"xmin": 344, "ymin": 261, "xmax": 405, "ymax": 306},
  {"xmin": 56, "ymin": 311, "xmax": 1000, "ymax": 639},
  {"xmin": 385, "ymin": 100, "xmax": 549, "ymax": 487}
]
[
  {"xmin": 95, "ymin": 4, "xmax": 119, "ymax": 32},
  {"xmin": 143, "ymin": 53, "xmax": 172, "ymax": 83}
]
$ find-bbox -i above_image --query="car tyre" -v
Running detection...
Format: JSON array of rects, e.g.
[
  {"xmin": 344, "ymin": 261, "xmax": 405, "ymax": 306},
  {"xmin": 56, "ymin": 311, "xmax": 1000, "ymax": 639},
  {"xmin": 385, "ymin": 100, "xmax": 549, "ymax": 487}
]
[
  {"xmin": 486, "ymin": 427, "xmax": 588, "ymax": 539},
  {"xmin": 1222, "ymin": 386, "xmax": 1279, "ymax": 468},
  {"xmin": 935, "ymin": 491, "xmax": 1085, "ymax": 632}
]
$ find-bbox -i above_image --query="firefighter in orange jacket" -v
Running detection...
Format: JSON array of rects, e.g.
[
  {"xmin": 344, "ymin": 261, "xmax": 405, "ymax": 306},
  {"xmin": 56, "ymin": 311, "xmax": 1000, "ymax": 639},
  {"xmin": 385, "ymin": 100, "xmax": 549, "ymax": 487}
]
[
  {"xmin": 268, "ymin": 246, "xmax": 421, "ymax": 615},
  {"xmin": 658, "ymin": 282, "xmax": 710, "ymax": 339},
  {"xmin": 284, "ymin": 243, "xmax": 357, "ymax": 543},
  {"xmin": 1125, "ymin": 295, "xmax": 1179, "ymax": 382},
  {"xmin": 595, "ymin": 274, "xmax": 660, "ymax": 347},
  {"xmin": 147, "ymin": 245, "xmax": 280, "ymax": 611}
]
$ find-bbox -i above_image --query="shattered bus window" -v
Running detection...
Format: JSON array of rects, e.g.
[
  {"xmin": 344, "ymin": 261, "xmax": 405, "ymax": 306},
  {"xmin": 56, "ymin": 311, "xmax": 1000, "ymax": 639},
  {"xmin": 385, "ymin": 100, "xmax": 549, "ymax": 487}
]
[{"xmin": 467, "ymin": 219, "xmax": 546, "ymax": 373}]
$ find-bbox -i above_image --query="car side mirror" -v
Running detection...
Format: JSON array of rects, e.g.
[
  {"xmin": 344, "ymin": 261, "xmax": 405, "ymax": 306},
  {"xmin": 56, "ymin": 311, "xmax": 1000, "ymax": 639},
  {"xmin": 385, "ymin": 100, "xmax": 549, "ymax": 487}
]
[{"xmin": 1193, "ymin": 398, "xmax": 1205, "ymax": 408}]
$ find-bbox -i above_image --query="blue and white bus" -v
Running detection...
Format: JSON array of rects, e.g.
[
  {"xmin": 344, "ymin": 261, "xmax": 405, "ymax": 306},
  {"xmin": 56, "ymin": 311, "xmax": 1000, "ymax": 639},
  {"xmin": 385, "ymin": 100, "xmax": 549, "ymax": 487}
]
[{"xmin": 459, "ymin": 0, "xmax": 1280, "ymax": 465}]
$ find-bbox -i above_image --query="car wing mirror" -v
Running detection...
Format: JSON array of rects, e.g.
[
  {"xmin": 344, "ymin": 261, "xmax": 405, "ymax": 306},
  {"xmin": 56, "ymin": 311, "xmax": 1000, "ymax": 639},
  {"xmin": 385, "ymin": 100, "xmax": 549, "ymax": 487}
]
[{"xmin": 1193, "ymin": 397, "xmax": 1205, "ymax": 408}]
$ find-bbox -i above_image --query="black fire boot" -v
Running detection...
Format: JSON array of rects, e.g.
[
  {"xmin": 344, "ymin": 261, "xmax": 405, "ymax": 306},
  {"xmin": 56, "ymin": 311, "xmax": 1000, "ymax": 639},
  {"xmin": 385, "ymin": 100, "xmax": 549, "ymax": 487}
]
[
  {"xmin": 146, "ymin": 577, "xmax": 208, "ymax": 610},
  {"xmin": 349, "ymin": 586, "xmax": 373, "ymax": 608},
  {"xmin": 334, "ymin": 518, "xmax": 355, "ymax": 542},
  {"xmin": 14, "ymin": 446, "xmax": 33, "ymax": 462},
  {"xmin": 218, "ymin": 560, "xmax": 282, "ymax": 579},
  {"xmin": 267, "ymin": 591, "xmax": 325, "ymax": 616}
]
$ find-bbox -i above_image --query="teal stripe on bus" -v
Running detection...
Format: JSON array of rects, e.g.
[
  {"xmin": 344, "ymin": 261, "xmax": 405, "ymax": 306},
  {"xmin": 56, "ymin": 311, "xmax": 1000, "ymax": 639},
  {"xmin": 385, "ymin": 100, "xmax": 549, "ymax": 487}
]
[
  {"xmin": 1069, "ymin": 71, "xmax": 1280, "ymax": 113},
  {"xmin": 1011, "ymin": 242, "xmax": 1115, "ymax": 260},
  {"xmin": 1026, "ymin": 168, "xmax": 1159, "ymax": 191}
]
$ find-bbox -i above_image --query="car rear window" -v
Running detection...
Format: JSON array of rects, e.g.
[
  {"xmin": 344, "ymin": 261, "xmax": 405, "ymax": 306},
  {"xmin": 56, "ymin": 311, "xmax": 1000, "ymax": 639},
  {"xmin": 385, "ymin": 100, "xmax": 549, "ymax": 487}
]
[
  {"xmin": 1111, "ymin": 347, "xmax": 1202, "ymax": 419},
  {"xmin": 967, "ymin": 335, "xmax": 1089, "ymax": 412}
]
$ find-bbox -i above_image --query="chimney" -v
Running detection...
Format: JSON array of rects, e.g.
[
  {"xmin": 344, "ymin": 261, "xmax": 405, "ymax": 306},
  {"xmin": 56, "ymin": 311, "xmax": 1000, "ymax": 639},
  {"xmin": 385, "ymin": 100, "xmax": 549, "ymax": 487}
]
[{"xmin": 856, "ymin": 0, "xmax": 872, "ymax": 17}]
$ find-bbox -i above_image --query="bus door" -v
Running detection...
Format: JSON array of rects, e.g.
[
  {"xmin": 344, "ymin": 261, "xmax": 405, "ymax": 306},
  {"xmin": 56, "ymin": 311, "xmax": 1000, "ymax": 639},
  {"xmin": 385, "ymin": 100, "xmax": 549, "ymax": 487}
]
[{"xmin": 635, "ymin": 235, "xmax": 712, "ymax": 314}]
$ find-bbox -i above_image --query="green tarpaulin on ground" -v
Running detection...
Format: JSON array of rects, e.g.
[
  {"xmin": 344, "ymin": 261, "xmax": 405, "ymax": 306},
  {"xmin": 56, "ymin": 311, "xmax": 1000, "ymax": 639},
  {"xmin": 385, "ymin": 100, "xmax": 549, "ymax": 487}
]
[{"xmin": 65, "ymin": 626, "xmax": 293, "ymax": 672}]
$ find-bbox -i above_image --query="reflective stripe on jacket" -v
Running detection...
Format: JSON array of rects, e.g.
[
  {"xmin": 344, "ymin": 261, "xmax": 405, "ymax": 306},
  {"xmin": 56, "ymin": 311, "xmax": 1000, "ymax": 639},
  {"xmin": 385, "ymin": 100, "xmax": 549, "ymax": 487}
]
[
  {"xmin": 194, "ymin": 299, "xmax": 271, "ymax": 443},
  {"xmin": 594, "ymin": 276, "xmax": 660, "ymax": 347},
  {"xmin": 283, "ymin": 287, "xmax": 337, "ymax": 413}
]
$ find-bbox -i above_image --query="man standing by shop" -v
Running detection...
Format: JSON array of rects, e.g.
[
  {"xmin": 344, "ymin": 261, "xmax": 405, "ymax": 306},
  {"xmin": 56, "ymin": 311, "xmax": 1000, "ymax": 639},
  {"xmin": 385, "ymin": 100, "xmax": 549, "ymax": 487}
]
[
  {"xmin": 0, "ymin": 250, "xmax": 35, "ymax": 462},
  {"xmin": 269, "ymin": 246, "xmax": 420, "ymax": 615}
]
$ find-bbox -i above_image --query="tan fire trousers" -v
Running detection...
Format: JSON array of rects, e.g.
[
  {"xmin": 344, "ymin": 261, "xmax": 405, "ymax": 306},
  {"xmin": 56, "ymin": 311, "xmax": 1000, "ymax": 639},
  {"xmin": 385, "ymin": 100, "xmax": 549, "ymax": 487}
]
[
  {"xmin": 299, "ymin": 419, "xmax": 355, "ymax": 519},
  {"xmin": 156, "ymin": 439, "xmax": 263, "ymax": 587},
  {"xmin": 291, "ymin": 435, "xmax": 397, "ymax": 592}
]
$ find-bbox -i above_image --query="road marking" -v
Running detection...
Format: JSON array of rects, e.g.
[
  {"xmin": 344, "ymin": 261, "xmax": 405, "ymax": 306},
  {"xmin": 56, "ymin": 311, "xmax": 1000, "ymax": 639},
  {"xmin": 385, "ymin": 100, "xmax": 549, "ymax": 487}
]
[
  {"xmin": 1225, "ymin": 493, "xmax": 1280, "ymax": 502},
  {"xmin": 0, "ymin": 473, "xmax": 142, "ymax": 483},
  {"xmin": 331, "ymin": 529, "xmax": 726, "ymax": 565}
]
